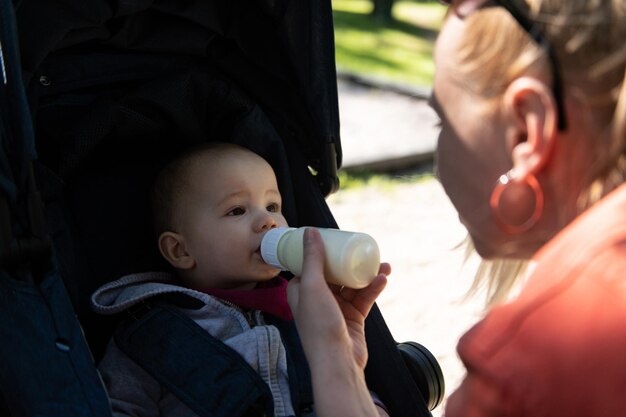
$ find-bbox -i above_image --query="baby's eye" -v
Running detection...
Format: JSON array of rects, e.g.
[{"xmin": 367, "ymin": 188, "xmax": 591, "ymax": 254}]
[
  {"xmin": 227, "ymin": 207, "xmax": 246, "ymax": 216},
  {"xmin": 266, "ymin": 203, "xmax": 280, "ymax": 213}
]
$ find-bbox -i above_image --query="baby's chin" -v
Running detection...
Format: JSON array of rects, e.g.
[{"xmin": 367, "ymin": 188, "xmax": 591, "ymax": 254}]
[
  {"xmin": 215, "ymin": 267, "xmax": 284, "ymax": 289},
  {"xmin": 264, "ymin": 263, "xmax": 282, "ymax": 276},
  {"xmin": 261, "ymin": 269, "xmax": 283, "ymax": 281}
]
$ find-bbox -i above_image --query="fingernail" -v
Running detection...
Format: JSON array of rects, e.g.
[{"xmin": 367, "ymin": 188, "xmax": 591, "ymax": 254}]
[{"xmin": 303, "ymin": 228, "xmax": 314, "ymax": 244}]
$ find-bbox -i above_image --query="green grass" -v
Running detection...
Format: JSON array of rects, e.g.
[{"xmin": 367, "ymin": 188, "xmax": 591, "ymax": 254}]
[
  {"xmin": 337, "ymin": 169, "xmax": 434, "ymax": 191},
  {"xmin": 332, "ymin": 0, "xmax": 446, "ymax": 87}
]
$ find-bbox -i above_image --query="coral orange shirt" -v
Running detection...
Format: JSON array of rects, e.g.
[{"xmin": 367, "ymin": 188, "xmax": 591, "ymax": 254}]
[{"xmin": 445, "ymin": 184, "xmax": 626, "ymax": 417}]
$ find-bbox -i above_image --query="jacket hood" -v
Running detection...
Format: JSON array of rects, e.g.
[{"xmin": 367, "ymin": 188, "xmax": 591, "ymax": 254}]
[{"xmin": 91, "ymin": 271, "xmax": 210, "ymax": 315}]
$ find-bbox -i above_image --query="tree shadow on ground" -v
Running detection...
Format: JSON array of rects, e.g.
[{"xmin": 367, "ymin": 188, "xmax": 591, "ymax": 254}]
[
  {"xmin": 338, "ymin": 161, "xmax": 435, "ymax": 190},
  {"xmin": 335, "ymin": 44, "xmax": 432, "ymax": 72}
]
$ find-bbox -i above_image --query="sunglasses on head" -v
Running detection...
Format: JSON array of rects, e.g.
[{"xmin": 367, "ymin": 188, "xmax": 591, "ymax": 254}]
[{"xmin": 438, "ymin": 0, "xmax": 567, "ymax": 130}]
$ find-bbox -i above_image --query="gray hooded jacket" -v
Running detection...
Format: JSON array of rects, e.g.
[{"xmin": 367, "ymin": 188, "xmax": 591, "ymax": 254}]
[{"xmin": 91, "ymin": 271, "xmax": 295, "ymax": 417}]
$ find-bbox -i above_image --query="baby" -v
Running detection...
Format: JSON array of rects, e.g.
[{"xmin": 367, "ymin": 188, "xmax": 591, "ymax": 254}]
[{"xmin": 91, "ymin": 142, "xmax": 388, "ymax": 417}]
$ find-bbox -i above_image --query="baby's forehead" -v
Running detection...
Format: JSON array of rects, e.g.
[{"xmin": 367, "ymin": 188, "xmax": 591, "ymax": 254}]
[
  {"xmin": 195, "ymin": 147, "xmax": 261, "ymax": 165},
  {"xmin": 184, "ymin": 150, "xmax": 274, "ymax": 187}
]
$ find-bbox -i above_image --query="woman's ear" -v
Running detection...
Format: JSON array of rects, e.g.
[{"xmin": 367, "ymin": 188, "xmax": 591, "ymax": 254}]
[
  {"xmin": 502, "ymin": 77, "xmax": 558, "ymax": 178},
  {"xmin": 158, "ymin": 232, "xmax": 195, "ymax": 270}
]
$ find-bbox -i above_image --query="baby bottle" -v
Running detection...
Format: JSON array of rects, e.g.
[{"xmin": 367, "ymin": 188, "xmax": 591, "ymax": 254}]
[{"xmin": 260, "ymin": 227, "xmax": 380, "ymax": 289}]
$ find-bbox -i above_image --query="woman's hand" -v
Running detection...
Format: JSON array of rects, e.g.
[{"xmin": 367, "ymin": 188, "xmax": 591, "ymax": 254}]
[
  {"xmin": 287, "ymin": 228, "xmax": 389, "ymax": 370},
  {"xmin": 287, "ymin": 228, "xmax": 389, "ymax": 417}
]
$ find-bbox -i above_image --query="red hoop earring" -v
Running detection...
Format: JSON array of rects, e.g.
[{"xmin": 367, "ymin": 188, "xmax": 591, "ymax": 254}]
[{"xmin": 489, "ymin": 171, "xmax": 544, "ymax": 234}]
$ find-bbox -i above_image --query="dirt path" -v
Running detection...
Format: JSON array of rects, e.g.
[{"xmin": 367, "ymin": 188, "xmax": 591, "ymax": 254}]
[
  {"xmin": 326, "ymin": 177, "xmax": 486, "ymax": 416},
  {"xmin": 337, "ymin": 78, "xmax": 439, "ymax": 170}
]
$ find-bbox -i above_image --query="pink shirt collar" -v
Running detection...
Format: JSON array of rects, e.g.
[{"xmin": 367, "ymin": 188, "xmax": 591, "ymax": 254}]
[{"xmin": 198, "ymin": 276, "xmax": 293, "ymax": 321}]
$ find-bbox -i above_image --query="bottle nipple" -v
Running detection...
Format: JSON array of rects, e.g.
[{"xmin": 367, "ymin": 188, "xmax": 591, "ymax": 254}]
[{"xmin": 260, "ymin": 227, "xmax": 294, "ymax": 270}]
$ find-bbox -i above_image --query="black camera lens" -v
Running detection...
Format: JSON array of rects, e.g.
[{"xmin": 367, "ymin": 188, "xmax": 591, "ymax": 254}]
[{"xmin": 397, "ymin": 342, "xmax": 445, "ymax": 411}]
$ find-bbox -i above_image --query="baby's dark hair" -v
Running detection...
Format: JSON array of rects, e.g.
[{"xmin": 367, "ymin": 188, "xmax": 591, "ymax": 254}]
[{"xmin": 151, "ymin": 142, "xmax": 254, "ymax": 237}]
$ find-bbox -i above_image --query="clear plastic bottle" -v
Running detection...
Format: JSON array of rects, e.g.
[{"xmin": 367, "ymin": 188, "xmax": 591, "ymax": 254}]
[{"xmin": 261, "ymin": 227, "xmax": 381, "ymax": 289}]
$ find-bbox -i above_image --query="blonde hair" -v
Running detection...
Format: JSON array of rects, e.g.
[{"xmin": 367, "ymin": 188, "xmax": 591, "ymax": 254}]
[
  {"xmin": 463, "ymin": 239, "xmax": 530, "ymax": 307},
  {"xmin": 454, "ymin": 0, "xmax": 626, "ymax": 305}
]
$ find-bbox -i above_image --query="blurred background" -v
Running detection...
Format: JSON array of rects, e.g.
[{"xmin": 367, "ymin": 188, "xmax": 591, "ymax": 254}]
[
  {"xmin": 333, "ymin": 0, "xmax": 444, "ymax": 87},
  {"xmin": 327, "ymin": 2, "xmax": 486, "ymax": 415}
]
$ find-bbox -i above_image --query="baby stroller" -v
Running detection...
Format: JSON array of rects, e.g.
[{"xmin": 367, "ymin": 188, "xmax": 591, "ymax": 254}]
[{"xmin": 0, "ymin": 0, "xmax": 443, "ymax": 416}]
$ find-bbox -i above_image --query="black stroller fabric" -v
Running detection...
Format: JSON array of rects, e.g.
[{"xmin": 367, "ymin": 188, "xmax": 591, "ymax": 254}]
[
  {"xmin": 0, "ymin": 1, "xmax": 112, "ymax": 416},
  {"xmin": 1, "ymin": 0, "xmax": 433, "ymax": 415}
]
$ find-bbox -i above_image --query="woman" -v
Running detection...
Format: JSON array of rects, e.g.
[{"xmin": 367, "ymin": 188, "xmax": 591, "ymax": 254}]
[{"xmin": 287, "ymin": 0, "xmax": 626, "ymax": 416}]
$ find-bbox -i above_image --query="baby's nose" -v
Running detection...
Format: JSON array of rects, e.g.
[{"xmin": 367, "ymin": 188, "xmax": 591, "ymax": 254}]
[{"xmin": 258, "ymin": 214, "xmax": 277, "ymax": 231}]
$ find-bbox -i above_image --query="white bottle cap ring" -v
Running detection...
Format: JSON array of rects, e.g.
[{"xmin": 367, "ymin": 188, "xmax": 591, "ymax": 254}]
[{"xmin": 260, "ymin": 227, "xmax": 295, "ymax": 270}]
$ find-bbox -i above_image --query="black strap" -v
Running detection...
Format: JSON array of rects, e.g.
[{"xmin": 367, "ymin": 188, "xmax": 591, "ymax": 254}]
[
  {"xmin": 365, "ymin": 304, "xmax": 432, "ymax": 417},
  {"xmin": 114, "ymin": 302, "xmax": 274, "ymax": 417},
  {"xmin": 267, "ymin": 317, "xmax": 315, "ymax": 416}
]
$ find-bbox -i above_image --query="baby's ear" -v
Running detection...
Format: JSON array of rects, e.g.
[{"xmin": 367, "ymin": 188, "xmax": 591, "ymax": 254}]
[{"xmin": 158, "ymin": 232, "xmax": 195, "ymax": 270}]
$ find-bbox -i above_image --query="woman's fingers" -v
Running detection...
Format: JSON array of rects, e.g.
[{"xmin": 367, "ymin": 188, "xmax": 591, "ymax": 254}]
[
  {"xmin": 335, "ymin": 262, "xmax": 390, "ymax": 313},
  {"xmin": 348, "ymin": 273, "xmax": 388, "ymax": 318},
  {"xmin": 286, "ymin": 276, "xmax": 301, "ymax": 313},
  {"xmin": 289, "ymin": 227, "xmax": 387, "ymax": 321},
  {"xmin": 299, "ymin": 228, "xmax": 328, "ymax": 290},
  {"xmin": 288, "ymin": 228, "xmax": 338, "ymax": 319},
  {"xmin": 334, "ymin": 273, "xmax": 388, "ymax": 323},
  {"xmin": 289, "ymin": 227, "xmax": 390, "ymax": 320},
  {"xmin": 379, "ymin": 262, "xmax": 392, "ymax": 277}
]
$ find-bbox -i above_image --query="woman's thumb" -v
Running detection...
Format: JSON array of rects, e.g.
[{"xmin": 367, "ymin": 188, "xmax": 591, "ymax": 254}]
[{"xmin": 300, "ymin": 228, "xmax": 326, "ymax": 288}]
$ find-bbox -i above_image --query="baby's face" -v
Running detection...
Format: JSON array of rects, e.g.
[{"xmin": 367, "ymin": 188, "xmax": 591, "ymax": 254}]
[{"xmin": 174, "ymin": 152, "xmax": 288, "ymax": 289}]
